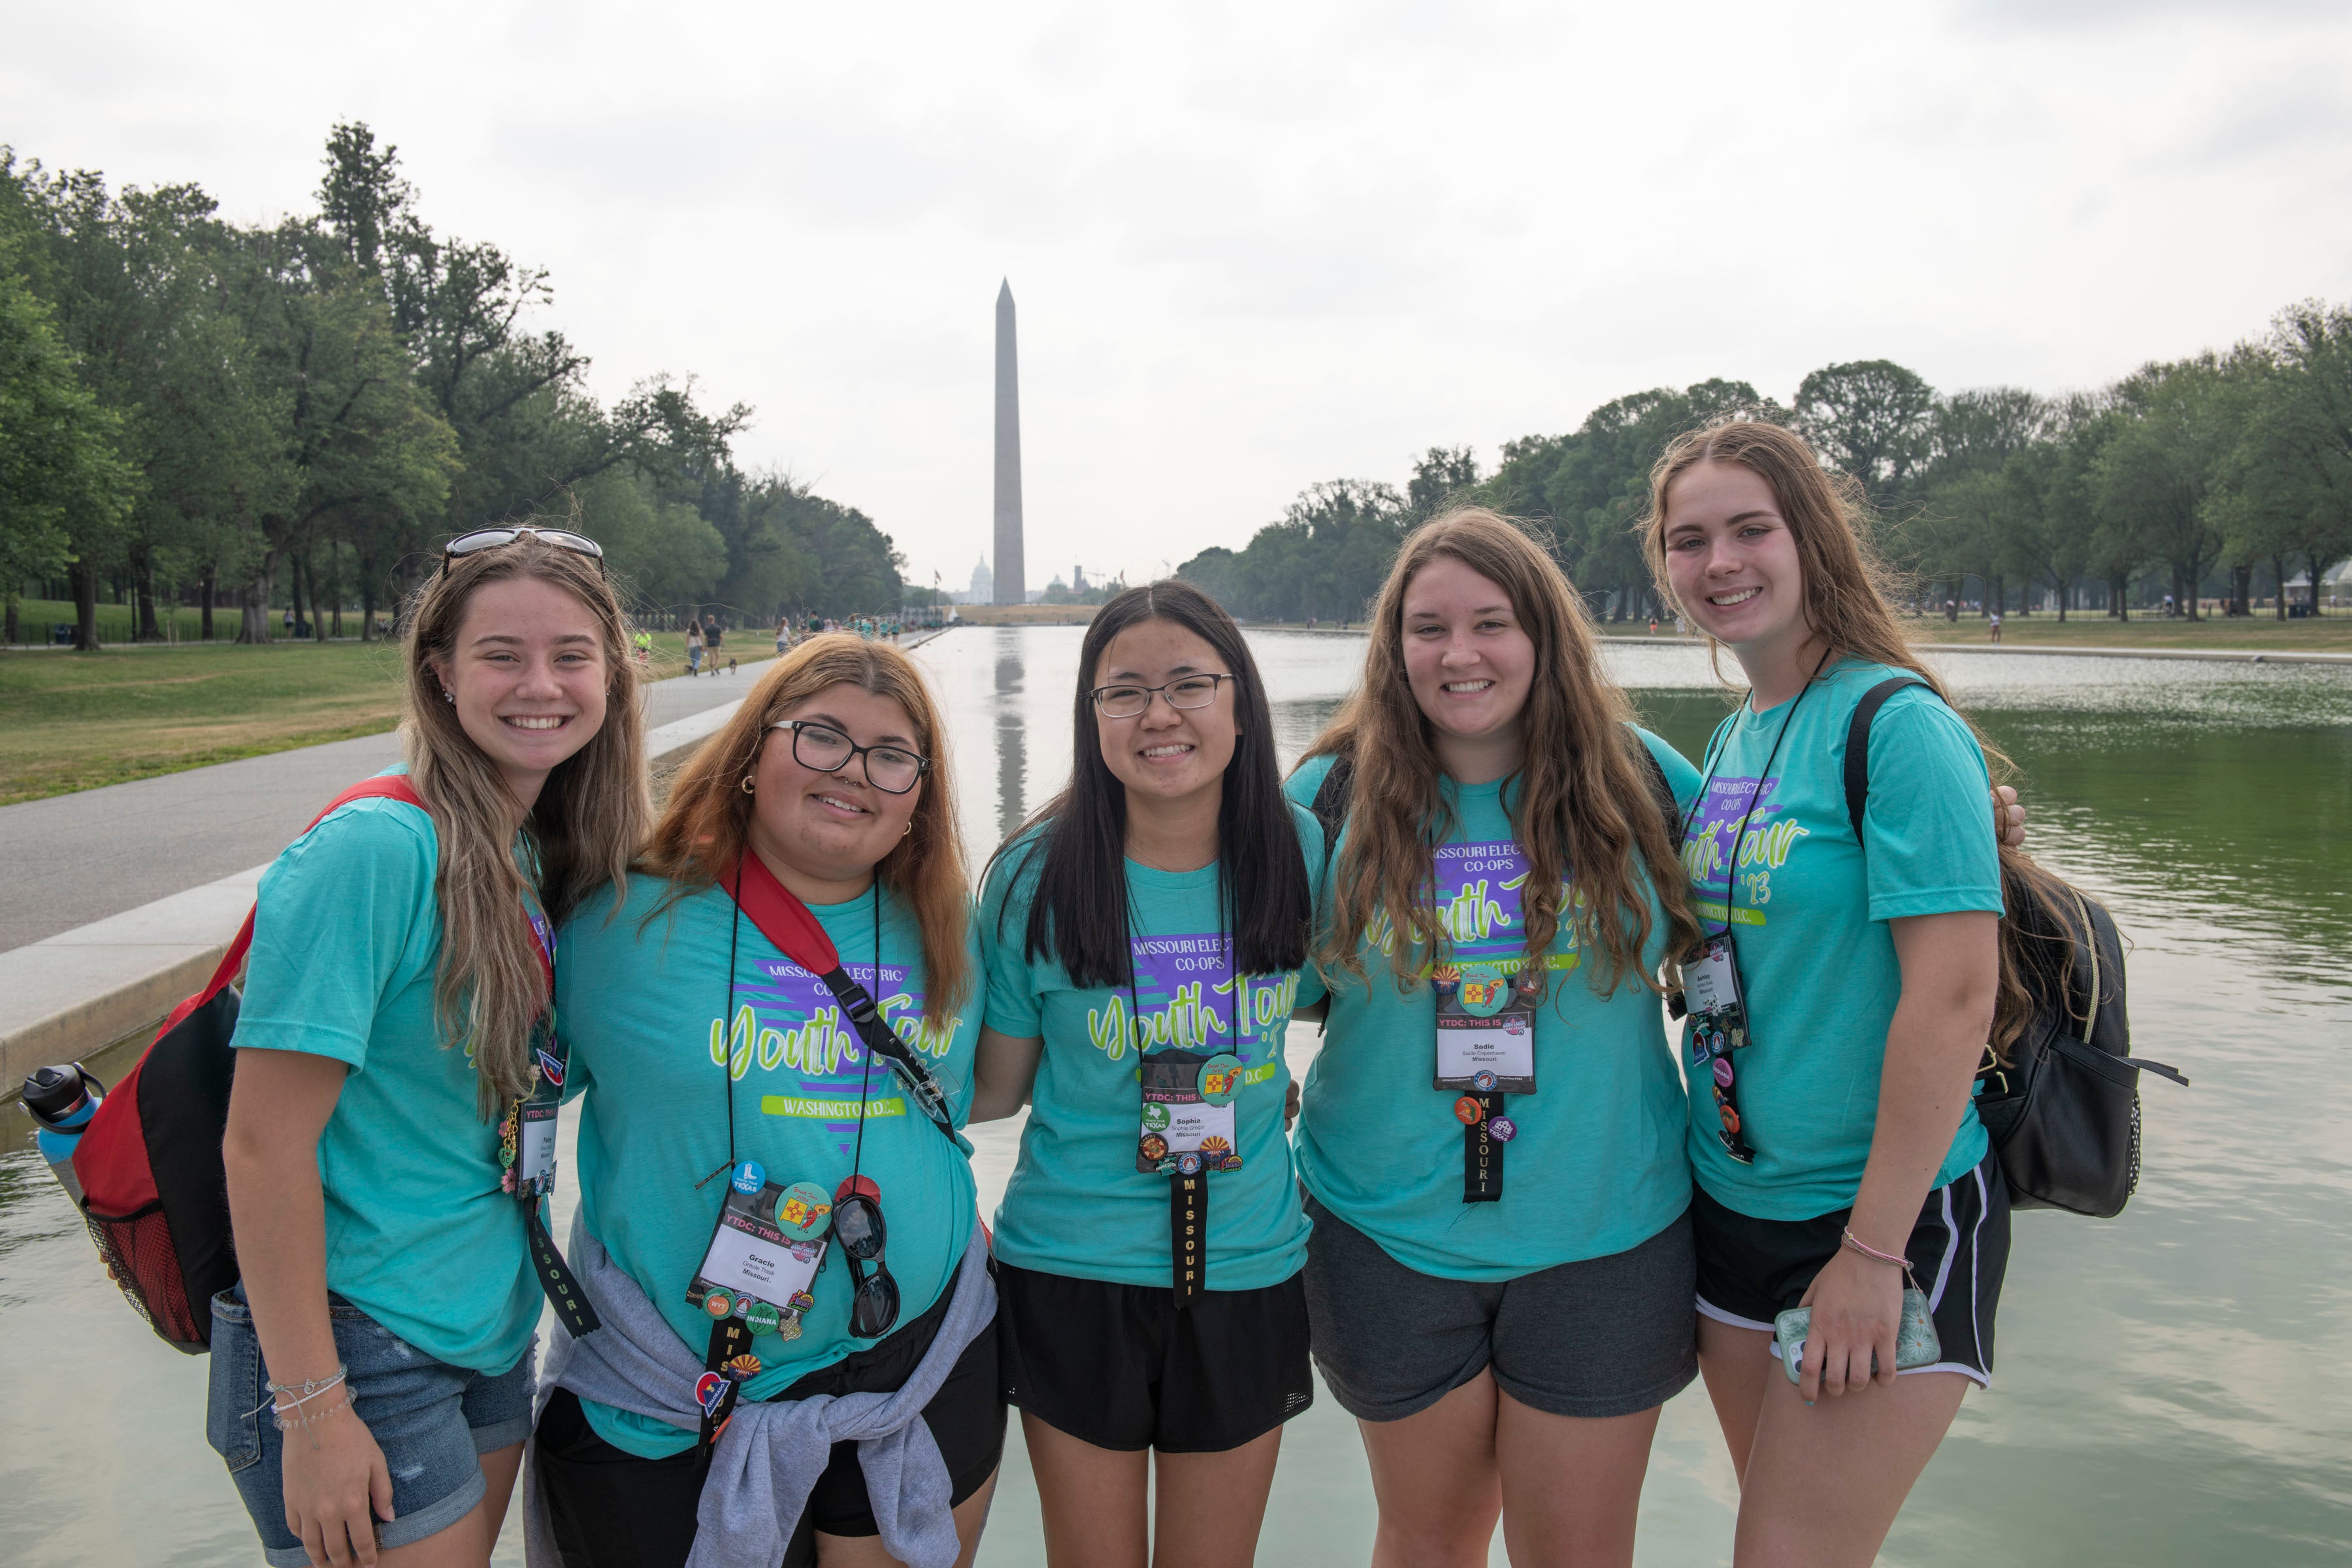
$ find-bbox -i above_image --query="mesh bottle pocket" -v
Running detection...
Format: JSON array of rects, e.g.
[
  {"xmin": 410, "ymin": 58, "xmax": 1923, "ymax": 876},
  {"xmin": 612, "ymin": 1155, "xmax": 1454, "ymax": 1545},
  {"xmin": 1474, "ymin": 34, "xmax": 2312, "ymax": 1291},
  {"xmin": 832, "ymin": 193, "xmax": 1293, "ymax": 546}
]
[{"xmin": 83, "ymin": 1201, "xmax": 204, "ymax": 1349}]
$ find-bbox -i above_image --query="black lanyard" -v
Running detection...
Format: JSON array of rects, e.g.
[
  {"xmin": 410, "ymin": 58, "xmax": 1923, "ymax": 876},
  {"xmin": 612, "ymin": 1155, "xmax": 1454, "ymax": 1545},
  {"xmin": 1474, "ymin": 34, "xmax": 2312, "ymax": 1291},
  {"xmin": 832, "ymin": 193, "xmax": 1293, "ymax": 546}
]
[{"xmin": 1127, "ymin": 896, "xmax": 1232, "ymax": 1310}]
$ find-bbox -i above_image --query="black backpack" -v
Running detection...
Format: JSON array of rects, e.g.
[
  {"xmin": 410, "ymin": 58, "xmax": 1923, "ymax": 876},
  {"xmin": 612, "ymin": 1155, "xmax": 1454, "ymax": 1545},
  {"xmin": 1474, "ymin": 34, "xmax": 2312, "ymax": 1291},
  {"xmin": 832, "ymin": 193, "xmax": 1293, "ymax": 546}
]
[{"xmin": 1844, "ymin": 678, "xmax": 2187, "ymax": 1218}]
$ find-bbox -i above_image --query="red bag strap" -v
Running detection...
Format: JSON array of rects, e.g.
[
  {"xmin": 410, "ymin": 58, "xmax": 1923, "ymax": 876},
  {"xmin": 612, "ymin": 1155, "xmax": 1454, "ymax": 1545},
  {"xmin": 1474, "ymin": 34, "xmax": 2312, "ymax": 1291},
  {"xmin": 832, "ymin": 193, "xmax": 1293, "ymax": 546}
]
[
  {"xmin": 725, "ymin": 850, "xmax": 845, "ymax": 975},
  {"xmin": 161, "ymin": 776, "xmax": 429, "ymax": 1036}
]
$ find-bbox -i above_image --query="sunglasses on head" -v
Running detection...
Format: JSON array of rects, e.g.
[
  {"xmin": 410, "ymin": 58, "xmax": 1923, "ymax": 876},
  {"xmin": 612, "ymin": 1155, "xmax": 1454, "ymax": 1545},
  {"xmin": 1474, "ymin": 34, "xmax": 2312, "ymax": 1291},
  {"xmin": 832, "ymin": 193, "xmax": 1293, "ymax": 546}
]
[
  {"xmin": 832, "ymin": 1177, "xmax": 899, "ymax": 1339},
  {"xmin": 441, "ymin": 527, "xmax": 606, "ymax": 578}
]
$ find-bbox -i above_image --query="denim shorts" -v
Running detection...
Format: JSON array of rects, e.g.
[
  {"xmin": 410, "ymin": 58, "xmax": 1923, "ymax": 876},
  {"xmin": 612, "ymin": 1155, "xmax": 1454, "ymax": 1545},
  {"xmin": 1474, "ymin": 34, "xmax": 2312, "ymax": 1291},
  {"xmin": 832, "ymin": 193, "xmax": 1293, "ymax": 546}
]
[{"xmin": 205, "ymin": 1284, "xmax": 535, "ymax": 1567}]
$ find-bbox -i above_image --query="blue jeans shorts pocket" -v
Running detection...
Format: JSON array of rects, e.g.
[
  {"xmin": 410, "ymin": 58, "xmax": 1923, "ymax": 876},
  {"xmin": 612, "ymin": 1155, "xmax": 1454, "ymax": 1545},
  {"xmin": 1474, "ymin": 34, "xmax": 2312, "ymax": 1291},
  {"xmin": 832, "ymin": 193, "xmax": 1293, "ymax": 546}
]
[{"xmin": 204, "ymin": 1288, "xmax": 263, "ymax": 1473}]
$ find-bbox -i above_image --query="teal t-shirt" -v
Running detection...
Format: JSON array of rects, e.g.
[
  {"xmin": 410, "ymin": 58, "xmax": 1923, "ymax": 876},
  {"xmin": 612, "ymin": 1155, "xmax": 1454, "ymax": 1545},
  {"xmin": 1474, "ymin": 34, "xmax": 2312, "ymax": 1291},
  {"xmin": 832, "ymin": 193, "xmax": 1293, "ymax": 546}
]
[
  {"xmin": 1677, "ymin": 659, "xmax": 2004, "ymax": 1220},
  {"xmin": 980, "ymin": 807, "xmax": 1326, "ymax": 1291},
  {"xmin": 230, "ymin": 781, "xmax": 542, "ymax": 1375},
  {"xmin": 1284, "ymin": 740, "xmax": 1695, "ymax": 1282},
  {"xmin": 558, "ymin": 874, "xmax": 983, "ymax": 1460}
]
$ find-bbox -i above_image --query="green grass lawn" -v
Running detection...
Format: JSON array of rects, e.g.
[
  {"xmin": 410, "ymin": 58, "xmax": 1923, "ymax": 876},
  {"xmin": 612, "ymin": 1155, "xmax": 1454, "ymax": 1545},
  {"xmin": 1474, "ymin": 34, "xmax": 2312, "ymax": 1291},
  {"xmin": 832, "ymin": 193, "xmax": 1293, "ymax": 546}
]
[{"xmin": 0, "ymin": 630, "xmax": 710, "ymax": 805}]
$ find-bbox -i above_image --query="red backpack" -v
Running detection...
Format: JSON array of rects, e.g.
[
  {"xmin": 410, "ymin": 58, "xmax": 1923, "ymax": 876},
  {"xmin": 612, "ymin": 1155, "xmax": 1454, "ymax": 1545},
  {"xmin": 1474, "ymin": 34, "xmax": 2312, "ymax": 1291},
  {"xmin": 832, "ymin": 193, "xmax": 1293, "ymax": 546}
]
[{"xmin": 73, "ymin": 776, "xmax": 427, "ymax": 1352}]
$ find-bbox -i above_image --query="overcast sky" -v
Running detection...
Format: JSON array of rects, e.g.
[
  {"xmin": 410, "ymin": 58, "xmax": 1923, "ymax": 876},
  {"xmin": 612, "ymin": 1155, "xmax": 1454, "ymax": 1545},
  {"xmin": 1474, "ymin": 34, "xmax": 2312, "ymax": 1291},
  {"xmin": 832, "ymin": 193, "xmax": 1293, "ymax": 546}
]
[{"xmin": 7, "ymin": 0, "xmax": 2350, "ymax": 593}]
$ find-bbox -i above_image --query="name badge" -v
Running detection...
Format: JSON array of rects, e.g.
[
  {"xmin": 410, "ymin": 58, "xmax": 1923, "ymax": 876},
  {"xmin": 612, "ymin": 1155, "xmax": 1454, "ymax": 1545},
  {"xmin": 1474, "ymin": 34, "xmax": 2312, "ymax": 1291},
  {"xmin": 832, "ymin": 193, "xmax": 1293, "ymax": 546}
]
[
  {"xmin": 515, "ymin": 1102, "xmax": 557, "ymax": 1193},
  {"xmin": 1684, "ymin": 935, "xmax": 1742, "ymax": 1019},
  {"xmin": 1137, "ymin": 1051, "xmax": 1242, "ymax": 1174},
  {"xmin": 687, "ymin": 1164, "xmax": 830, "ymax": 1341},
  {"xmin": 1431, "ymin": 964, "xmax": 1537, "ymax": 1094}
]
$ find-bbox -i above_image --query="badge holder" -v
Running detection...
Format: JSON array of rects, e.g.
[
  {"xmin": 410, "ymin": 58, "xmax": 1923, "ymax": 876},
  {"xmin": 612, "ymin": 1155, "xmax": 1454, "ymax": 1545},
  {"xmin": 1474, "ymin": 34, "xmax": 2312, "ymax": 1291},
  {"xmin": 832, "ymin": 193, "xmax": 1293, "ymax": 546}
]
[
  {"xmin": 1680, "ymin": 935, "xmax": 1757, "ymax": 1165},
  {"xmin": 497, "ymin": 1024, "xmax": 599, "ymax": 1336},
  {"xmin": 685, "ymin": 1162, "xmax": 833, "ymax": 1454},
  {"xmin": 1137, "ymin": 1049, "xmax": 1244, "ymax": 1306},
  {"xmin": 1431, "ymin": 963, "xmax": 1538, "ymax": 1203}
]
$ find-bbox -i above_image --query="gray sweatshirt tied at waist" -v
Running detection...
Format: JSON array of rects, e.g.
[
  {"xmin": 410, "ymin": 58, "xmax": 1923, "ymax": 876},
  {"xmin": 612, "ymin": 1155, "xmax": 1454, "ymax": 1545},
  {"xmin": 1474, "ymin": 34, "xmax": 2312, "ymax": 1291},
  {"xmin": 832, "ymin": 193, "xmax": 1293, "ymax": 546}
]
[{"xmin": 522, "ymin": 1215, "xmax": 996, "ymax": 1568}]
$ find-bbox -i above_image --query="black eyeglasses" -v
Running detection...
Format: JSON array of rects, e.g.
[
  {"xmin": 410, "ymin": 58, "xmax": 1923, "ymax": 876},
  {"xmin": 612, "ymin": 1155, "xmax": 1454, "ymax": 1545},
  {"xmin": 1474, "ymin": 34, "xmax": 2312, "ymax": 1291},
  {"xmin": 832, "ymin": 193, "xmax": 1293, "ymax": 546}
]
[
  {"xmin": 1088, "ymin": 673, "xmax": 1235, "ymax": 719},
  {"xmin": 776, "ymin": 721, "xmax": 930, "ymax": 794},
  {"xmin": 441, "ymin": 527, "xmax": 606, "ymax": 577},
  {"xmin": 832, "ymin": 1184, "xmax": 899, "ymax": 1338}
]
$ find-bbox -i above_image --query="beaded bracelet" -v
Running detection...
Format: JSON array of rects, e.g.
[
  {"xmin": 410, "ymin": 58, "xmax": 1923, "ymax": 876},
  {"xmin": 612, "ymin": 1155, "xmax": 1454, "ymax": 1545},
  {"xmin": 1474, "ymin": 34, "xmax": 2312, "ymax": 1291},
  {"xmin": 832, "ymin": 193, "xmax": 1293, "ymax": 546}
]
[{"xmin": 273, "ymin": 1390, "xmax": 357, "ymax": 1446}]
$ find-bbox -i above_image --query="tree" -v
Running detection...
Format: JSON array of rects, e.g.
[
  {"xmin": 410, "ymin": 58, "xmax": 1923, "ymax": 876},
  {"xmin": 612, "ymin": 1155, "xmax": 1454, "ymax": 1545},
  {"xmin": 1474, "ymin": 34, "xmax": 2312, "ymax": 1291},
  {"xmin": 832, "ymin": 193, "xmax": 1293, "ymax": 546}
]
[
  {"xmin": 1795, "ymin": 360, "xmax": 1936, "ymax": 510},
  {"xmin": 1408, "ymin": 446, "xmax": 1480, "ymax": 519},
  {"xmin": 2095, "ymin": 355, "xmax": 2236, "ymax": 620},
  {"xmin": 0, "ymin": 234, "xmax": 133, "ymax": 645}
]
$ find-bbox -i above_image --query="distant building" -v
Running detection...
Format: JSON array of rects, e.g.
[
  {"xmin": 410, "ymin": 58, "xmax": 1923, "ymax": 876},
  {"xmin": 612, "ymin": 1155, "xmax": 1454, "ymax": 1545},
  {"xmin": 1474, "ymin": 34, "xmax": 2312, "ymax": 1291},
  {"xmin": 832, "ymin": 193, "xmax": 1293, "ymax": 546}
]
[{"xmin": 955, "ymin": 555, "xmax": 993, "ymax": 606}]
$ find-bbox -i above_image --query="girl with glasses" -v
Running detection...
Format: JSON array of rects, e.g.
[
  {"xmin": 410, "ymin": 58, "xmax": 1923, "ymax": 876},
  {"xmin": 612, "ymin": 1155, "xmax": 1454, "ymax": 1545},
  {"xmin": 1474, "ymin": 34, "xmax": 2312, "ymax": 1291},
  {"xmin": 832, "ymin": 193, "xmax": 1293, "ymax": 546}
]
[
  {"xmin": 208, "ymin": 530, "xmax": 647, "ymax": 1568},
  {"xmin": 970, "ymin": 581, "xmax": 1322, "ymax": 1568},
  {"xmin": 533, "ymin": 636, "xmax": 1001, "ymax": 1568}
]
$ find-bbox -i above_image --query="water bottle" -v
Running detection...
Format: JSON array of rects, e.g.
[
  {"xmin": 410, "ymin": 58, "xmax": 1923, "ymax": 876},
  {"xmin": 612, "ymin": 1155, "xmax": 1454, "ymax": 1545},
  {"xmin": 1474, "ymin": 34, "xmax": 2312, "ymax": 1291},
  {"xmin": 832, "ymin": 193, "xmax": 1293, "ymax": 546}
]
[{"xmin": 21, "ymin": 1063, "xmax": 105, "ymax": 1207}]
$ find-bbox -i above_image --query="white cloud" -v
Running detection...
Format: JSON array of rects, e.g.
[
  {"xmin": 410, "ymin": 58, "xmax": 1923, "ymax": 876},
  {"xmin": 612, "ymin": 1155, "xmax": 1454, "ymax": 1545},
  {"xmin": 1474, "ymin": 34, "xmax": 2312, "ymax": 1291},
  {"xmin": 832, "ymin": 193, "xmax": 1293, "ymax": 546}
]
[{"xmin": 5, "ymin": 0, "xmax": 2349, "ymax": 591}]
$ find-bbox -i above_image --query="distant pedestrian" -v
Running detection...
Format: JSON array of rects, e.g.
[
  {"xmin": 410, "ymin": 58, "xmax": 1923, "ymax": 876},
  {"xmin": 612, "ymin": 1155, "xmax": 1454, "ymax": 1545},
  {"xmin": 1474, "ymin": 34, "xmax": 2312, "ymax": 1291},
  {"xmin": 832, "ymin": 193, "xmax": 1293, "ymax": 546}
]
[
  {"xmin": 685, "ymin": 624, "xmax": 704, "ymax": 676},
  {"xmin": 1989, "ymin": 612, "xmax": 2002, "ymax": 644},
  {"xmin": 632, "ymin": 629, "xmax": 652, "ymax": 668},
  {"xmin": 775, "ymin": 617, "xmax": 790, "ymax": 655},
  {"xmin": 1650, "ymin": 614, "xmax": 1659, "ymax": 636}
]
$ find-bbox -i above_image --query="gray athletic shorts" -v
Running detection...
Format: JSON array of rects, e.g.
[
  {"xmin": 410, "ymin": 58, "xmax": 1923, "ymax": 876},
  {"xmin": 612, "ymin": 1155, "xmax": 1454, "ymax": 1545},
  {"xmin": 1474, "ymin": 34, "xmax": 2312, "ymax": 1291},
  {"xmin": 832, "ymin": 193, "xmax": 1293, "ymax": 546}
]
[{"xmin": 1301, "ymin": 1194, "xmax": 1697, "ymax": 1422}]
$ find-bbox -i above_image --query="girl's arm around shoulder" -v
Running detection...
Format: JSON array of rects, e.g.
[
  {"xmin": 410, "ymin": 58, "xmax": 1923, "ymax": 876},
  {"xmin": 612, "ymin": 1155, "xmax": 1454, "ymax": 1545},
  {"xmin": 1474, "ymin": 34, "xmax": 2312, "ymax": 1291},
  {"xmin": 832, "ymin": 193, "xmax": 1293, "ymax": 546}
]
[{"xmin": 969, "ymin": 1027, "xmax": 1043, "ymax": 1122}]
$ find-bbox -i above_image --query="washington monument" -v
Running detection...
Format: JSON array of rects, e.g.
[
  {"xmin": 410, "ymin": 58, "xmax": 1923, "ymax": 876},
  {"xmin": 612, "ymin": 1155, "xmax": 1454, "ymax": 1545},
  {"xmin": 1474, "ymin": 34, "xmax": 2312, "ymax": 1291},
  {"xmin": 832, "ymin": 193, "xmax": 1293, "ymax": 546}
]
[{"xmin": 992, "ymin": 280, "xmax": 1026, "ymax": 606}]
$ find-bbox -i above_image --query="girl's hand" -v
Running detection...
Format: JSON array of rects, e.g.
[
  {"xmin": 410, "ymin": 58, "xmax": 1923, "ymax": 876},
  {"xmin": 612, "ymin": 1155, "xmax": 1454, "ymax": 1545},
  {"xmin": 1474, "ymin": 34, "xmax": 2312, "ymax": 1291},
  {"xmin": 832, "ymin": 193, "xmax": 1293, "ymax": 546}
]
[
  {"xmin": 281, "ymin": 1402, "xmax": 395, "ymax": 1567},
  {"xmin": 1284, "ymin": 1079, "xmax": 1301, "ymax": 1132},
  {"xmin": 1794, "ymin": 1248, "xmax": 1903, "ymax": 1405}
]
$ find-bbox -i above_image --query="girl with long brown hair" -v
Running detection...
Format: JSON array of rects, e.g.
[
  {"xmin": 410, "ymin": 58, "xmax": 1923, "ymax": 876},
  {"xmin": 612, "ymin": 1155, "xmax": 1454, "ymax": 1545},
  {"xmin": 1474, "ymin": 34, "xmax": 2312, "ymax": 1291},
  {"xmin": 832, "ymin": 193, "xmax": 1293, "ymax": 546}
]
[
  {"xmin": 209, "ymin": 528, "xmax": 647, "ymax": 1568},
  {"xmin": 531, "ymin": 635, "xmax": 1000, "ymax": 1568},
  {"xmin": 1286, "ymin": 508, "xmax": 1705, "ymax": 1568},
  {"xmin": 1642, "ymin": 419, "xmax": 2010, "ymax": 1567}
]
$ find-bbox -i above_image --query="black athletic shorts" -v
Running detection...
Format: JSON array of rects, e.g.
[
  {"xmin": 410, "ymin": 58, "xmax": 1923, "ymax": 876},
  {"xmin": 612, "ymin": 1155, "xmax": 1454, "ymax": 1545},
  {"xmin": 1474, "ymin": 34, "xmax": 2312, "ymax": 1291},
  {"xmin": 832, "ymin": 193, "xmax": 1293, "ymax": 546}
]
[
  {"xmin": 995, "ymin": 1262, "xmax": 1315, "ymax": 1453},
  {"xmin": 1303, "ymin": 1194, "xmax": 1698, "ymax": 1422},
  {"xmin": 1691, "ymin": 1147, "xmax": 2010, "ymax": 1385},
  {"xmin": 534, "ymin": 1280, "xmax": 1005, "ymax": 1568}
]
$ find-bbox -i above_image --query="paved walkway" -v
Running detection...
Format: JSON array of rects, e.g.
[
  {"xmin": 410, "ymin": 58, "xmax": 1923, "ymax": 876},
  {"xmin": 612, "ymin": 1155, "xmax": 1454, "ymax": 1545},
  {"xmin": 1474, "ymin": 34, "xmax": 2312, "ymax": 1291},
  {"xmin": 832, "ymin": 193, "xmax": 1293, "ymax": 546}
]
[{"xmin": 0, "ymin": 659, "xmax": 776, "ymax": 955}]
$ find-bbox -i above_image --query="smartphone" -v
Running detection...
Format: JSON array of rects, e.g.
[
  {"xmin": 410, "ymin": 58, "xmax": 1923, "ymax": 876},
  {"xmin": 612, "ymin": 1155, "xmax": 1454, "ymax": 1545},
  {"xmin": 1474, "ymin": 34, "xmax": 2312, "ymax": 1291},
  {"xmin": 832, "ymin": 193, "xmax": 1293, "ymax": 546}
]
[{"xmin": 1775, "ymin": 1289, "xmax": 1940, "ymax": 1384}]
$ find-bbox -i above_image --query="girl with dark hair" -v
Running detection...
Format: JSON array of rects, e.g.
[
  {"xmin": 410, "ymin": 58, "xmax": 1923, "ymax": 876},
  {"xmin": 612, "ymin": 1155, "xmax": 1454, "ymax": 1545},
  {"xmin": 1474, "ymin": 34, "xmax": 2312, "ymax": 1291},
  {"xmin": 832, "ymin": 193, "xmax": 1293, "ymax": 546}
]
[
  {"xmin": 208, "ymin": 529, "xmax": 647, "ymax": 1568},
  {"xmin": 1642, "ymin": 420, "xmax": 2013, "ymax": 1567},
  {"xmin": 970, "ymin": 580, "xmax": 1322, "ymax": 1567},
  {"xmin": 1286, "ymin": 508, "xmax": 1704, "ymax": 1568},
  {"xmin": 532, "ymin": 636, "xmax": 999, "ymax": 1568}
]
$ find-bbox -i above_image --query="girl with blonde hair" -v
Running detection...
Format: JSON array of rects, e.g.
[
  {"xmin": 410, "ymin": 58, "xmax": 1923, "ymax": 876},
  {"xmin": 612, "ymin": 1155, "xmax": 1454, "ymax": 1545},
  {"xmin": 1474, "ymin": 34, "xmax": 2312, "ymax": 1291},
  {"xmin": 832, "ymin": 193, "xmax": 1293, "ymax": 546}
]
[
  {"xmin": 532, "ymin": 634, "xmax": 999, "ymax": 1568},
  {"xmin": 209, "ymin": 527, "xmax": 647, "ymax": 1568}
]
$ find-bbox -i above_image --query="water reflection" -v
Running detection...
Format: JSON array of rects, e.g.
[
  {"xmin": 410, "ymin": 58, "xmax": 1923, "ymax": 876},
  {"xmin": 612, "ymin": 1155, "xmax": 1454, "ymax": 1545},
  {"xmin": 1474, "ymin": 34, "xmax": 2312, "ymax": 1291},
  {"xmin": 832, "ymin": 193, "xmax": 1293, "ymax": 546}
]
[{"xmin": 994, "ymin": 632, "xmax": 1028, "ymax": 842}]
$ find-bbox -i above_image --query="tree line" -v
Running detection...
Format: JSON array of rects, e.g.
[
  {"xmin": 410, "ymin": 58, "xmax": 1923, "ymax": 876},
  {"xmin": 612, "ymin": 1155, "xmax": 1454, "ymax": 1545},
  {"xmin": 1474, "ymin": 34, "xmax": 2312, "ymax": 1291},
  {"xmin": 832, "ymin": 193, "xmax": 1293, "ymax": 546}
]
[
  {"xmin": 0, "ymin": 123, "xmax": 904, "ymax": 649},
  {"xmin": 1179, "ymin": 309, "xmax": 2352, "ymax": 625}
]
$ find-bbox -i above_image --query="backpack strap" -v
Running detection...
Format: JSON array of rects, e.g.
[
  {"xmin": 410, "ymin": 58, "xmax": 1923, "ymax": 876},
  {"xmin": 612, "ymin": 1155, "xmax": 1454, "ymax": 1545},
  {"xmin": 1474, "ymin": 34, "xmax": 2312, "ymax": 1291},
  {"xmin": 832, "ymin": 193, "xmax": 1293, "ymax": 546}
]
[
  {"xmin": 163, "ymin": 776, "xmax": 428, "ymax": 1037},
  {"xmin": 1633, "ymin": 733, "xmax": 1678, "ymax": 828},
  {"xmin": 1842, "ymin": 677, "xmax": 1930, "ymax": 841},
  {"xmin": 1309, "ymin": 754, "xmax": 1356, "ymax": 889}
]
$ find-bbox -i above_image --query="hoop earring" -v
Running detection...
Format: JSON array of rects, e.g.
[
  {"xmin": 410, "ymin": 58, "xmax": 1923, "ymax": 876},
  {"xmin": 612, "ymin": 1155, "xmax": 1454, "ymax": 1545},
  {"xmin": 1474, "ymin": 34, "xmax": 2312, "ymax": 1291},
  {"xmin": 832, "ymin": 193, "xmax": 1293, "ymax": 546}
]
[{"xmin": 740, "ymin": 775, "xmax": 756, "ymax": 794}]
